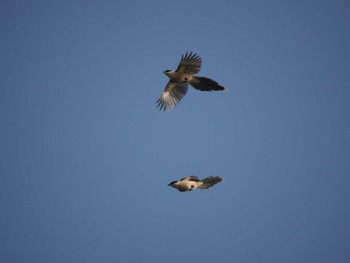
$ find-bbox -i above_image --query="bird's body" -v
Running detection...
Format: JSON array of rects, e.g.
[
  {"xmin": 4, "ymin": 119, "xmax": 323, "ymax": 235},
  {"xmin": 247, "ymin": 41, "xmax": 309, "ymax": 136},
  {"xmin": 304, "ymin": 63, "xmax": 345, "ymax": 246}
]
[
  {"xmin": 163, "ymin": 70, "xmax": 194, "ymax": 83},
  {"xmin": 157, "ymin": 52, "xmax": 228, "ymax": 111},
  {"xmin": 168, "ymin": 175, "xmax": 223, "ymax": 192}
]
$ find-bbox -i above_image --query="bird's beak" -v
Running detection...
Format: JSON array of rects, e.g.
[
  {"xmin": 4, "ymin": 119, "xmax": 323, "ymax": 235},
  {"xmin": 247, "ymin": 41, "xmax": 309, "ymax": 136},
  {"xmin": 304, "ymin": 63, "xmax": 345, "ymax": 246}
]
[{"xmin": 168, "ymin": 181, "xmax": 176, "ymax": 186}]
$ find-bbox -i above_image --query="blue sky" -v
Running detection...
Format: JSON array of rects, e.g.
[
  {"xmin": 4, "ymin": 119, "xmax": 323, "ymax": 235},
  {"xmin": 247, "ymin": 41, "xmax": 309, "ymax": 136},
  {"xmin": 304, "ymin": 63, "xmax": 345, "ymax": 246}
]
[{"xmin": 1, "ymin": 0, "xmax": 350, "ymax": 262}]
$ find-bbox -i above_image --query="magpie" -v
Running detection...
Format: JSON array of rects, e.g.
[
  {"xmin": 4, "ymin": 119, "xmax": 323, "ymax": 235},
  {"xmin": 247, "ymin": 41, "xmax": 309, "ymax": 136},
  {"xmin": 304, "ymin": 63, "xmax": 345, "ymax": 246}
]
[
  {"xmin": 156, "ymin": 52, "xmax": 228, "ymax": 111},
  {"xmin": 168, "ymin": 175, "xmax": 223, "ymax": 192}
]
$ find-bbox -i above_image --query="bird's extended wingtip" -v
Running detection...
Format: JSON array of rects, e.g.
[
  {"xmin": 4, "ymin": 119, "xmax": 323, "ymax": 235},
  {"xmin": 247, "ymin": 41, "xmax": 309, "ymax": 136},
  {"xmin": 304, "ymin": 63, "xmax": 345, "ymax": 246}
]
[{"xmin": 223, "ymin": 87, "xmax": 229, "ymax": 92}]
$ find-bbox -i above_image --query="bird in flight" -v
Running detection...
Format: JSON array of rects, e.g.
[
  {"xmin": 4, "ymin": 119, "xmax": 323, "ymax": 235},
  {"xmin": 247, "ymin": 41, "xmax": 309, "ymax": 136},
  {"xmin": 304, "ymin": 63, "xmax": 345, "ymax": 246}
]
[
  {"xmin": 156, "ymin": 52, "xmax": 228, "ymax": 111},
  {"xmin": 168, "ymin": 175, "xmax": 224, "ymax": 192}
]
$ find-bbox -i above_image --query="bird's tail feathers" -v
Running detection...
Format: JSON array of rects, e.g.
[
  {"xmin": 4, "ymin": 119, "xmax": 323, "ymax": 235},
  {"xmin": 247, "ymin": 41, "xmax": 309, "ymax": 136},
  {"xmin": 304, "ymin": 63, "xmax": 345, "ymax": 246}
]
[
  {"xmin": 189, "ymin": 77, "xmax": 228, "ymax": 92},
  {"xmin": 198, "ymin": 176, "xmax": 223, "ymax": 189}
]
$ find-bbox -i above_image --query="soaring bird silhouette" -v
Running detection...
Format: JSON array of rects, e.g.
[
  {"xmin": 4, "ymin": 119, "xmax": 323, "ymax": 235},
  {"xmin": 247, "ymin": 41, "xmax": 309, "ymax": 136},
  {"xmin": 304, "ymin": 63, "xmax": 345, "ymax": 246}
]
[
  {"xmin": 156, "ymin": 52, "xmax": 228, "ymax": 111},
  {"xmin": 168, "ymin": 175, "xmax": 224, "ymax": 192}
]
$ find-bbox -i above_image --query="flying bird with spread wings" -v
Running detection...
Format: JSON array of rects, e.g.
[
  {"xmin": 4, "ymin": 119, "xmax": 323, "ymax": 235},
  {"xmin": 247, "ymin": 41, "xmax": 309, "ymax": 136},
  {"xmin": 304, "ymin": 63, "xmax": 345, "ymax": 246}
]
[
  {"xmin": 168, "ymin": 176, "xmax": 224, "ymax": 192},
  {"xmin": 156, "ymin": 52, "xmax": 228, "ymax": 111}
]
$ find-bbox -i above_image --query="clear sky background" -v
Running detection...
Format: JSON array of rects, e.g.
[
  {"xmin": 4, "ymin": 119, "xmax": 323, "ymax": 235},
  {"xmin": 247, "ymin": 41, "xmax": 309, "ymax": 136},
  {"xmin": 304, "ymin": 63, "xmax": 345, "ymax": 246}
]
[{"xmin": 1, "ymin": 1, "xmax": 350, "ymax": 262}]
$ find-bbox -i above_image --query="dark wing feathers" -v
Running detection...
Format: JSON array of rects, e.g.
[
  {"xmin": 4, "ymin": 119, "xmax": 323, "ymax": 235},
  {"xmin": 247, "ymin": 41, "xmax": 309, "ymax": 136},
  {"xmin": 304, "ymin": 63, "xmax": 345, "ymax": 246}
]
[
  {"xmin": 176, "ymin": 52, "xmax": 202, "ymax": 75},
  {"xmin": 198, "ymin": 176, "xmax": 223, "ymax": 189}
]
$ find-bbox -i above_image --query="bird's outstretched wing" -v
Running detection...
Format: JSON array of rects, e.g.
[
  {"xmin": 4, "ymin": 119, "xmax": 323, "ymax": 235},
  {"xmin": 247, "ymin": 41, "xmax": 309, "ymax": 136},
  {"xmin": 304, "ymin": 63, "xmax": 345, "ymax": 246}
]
[
  {"xmin": 198, "ymin": 176, "xmax": 223, "ymax": 189},
  {"xmin": 176, "ymin": 52, "xmax": 202, "ymax": 75},
  {"xmin": 156, "ymin": 81, "xmax": 188, "ymax": 111}
]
